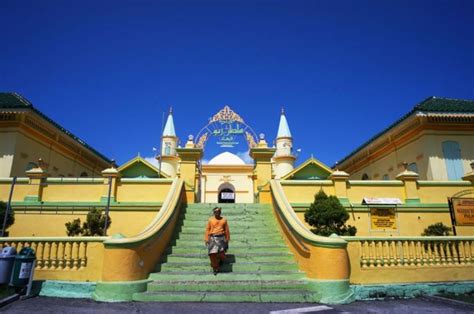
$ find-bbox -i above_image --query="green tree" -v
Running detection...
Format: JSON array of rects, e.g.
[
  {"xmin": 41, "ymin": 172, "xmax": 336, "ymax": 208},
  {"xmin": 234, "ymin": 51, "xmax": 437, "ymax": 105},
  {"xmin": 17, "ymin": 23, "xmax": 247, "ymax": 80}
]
[
  {"xmin": 422, "ymin": 222, "xmax": 451, "ymax": 236},
  {"xmin": 304, "ymin": 190, "xmax": 357, "ymax": 236},
  {"xmin": 0, "ymin": 201, "xmax": 15, "ymax": 235}
]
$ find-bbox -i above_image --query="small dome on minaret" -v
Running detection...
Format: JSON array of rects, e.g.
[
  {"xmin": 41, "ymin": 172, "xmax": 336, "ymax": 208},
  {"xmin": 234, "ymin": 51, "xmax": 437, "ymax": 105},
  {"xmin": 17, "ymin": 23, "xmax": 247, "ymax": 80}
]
[
  {"xmin": 163, "ymin": 107, "xmax": 176, "ymax": 137},
  {"xmin": 277, "ymin": 107, "xmax": 292, "ymax": 138}
]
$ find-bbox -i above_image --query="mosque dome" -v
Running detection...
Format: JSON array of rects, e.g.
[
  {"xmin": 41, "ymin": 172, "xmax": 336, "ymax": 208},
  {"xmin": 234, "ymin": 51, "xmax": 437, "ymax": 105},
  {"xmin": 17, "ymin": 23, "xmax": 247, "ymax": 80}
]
[{"xmin": 208, "ymin": 152, "xmax": 246, "ymax": 165}]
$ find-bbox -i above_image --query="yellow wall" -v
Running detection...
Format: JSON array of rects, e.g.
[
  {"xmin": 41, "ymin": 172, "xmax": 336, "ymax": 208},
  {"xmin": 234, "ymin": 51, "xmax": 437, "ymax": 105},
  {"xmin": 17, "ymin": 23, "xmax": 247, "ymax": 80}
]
[
  {"xmin": 0, "ymin": 178, "xmax": 172, "ymax": 238},
  {"xmin": 281, "ymin": 183, "xmax": 335, "ymax": 203},
  {"xmin": 349, "ymin": 131, "xmax": 474, "ymax": 181},
  {"xmin": 9, "ymin": 210, "xmax": 157, "ymax": 237},
  {"xmin": 284, "ymin": 180, "xmax": 474, "ymax": 236},
  {"xmin": 12, "ymin": 132, "xmax": 102, "ymax": 178},
  {"xmin": 42, "ymin": 183, "xmax": 104, "ymax": 202},
  {"xmin": 116, "ymin": 181, "xmax": 171, "ymax": 202},
  {"xmin": 296, "ymin": 210, "xmax": 457, "ymax": 237},
  {"xmin": 0, "ymin": 132, "xmax": 16, "ymax": 177},
  {"xmin": 346, "ymin": 183, "xmax": 405, "ymax": 201}
]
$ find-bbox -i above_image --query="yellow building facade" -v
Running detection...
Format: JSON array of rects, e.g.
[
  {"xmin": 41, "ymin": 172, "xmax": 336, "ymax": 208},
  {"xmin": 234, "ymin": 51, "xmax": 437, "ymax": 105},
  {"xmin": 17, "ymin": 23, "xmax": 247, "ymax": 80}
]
[
  {"xmin": 0, "ymin": 93, "xmax": 111, "ymax": 178},
  {"xmin": 0, "ymin": 96, "xmax": 474, "ymax": 303}
]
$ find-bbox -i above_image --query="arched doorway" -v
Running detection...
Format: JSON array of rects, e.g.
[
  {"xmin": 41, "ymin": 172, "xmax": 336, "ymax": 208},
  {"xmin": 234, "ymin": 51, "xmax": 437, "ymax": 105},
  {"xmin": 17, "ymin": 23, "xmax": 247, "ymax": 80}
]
[{"xmin": 218, "ymin": 183, "xmax": 235, "ymax": 203}]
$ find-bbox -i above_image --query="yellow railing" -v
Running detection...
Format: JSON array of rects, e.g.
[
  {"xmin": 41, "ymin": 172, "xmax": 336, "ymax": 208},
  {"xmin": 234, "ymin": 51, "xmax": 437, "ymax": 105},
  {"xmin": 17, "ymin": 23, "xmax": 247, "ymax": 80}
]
[
  {"xmin": 355, "ymin": 238, "xmax": 474, "ymax": 268},
  {"xmin": 344, "ymin": 236, "xmax": 474, "ymax": 284},
  {"xmin": 0, "ymin": 237, "xmax": 107, "ymax": 281}
]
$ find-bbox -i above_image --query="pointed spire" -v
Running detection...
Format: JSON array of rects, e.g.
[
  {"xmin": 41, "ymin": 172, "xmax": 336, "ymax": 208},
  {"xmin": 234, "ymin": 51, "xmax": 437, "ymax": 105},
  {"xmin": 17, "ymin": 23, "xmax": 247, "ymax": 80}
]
[
  {"xmin": 162, "ymin": 108, "xmax": 176, "ymax": 137},
  {"xmin": 277, "ymin": 108, "xmax": 292, "ymax": 138}
]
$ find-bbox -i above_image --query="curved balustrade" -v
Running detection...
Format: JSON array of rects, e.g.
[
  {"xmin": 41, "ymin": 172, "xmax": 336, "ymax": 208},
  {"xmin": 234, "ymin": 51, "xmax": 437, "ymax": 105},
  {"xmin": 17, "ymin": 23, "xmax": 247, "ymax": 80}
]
[
  {"xmin": 100, "ymin": 178, "xmax": 184, "ymax": 281},
  {"xmin": 270, "ymin": 179, "xmax": 353, "ymax": 304},
  {"xmin": 270, "ymin": 180, "xmax": 347, "ymax": 248}
]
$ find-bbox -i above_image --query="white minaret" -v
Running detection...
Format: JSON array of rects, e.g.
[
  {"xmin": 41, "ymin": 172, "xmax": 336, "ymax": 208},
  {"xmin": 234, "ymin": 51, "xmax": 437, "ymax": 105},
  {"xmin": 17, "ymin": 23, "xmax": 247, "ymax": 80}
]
[
  {"xmin": 273, "ymin": 108, "xmax": 295, "ymax": 178},
  {"xmin": 158, "ymin": 108, "xmax": 179, "ymax": 177}
]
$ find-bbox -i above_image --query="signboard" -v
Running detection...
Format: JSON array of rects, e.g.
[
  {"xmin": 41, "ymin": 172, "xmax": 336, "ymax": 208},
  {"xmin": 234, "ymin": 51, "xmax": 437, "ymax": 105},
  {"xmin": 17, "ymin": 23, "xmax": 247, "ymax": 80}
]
[
  {"xmin": 195, "ymin": 106, "xmax": 258, "ymax": 149},
  {"xmin": 213, "ymin": 121, "xmax": 244, "ymax": 147},
  {"xmin": 220, "ymin": 192, "xmax": 235, "ymax": 200},
  {"xmin": 370, "ymin": 208, "xmax": 397, "ymax": 230},
  {"xmin": 452, "ymin": 198, "xmax": 474, "ymax": 226},
  {"xmin": 363, "ymin": 198, "xmax": 402, "ymax": 205}
]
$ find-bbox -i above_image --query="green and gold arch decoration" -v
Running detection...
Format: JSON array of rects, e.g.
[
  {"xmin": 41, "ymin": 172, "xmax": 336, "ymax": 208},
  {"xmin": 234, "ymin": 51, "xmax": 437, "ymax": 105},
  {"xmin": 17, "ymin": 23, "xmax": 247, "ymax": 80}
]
[{"xmin": 195, "ymin": 106, "xmax": 258, "ymax": 149}]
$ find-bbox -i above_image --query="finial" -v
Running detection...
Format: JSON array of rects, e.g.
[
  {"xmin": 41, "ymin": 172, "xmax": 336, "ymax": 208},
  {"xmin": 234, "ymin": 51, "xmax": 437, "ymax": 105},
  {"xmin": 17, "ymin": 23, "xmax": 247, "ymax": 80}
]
[
  {"xmin": 169, "ymin": 106, "xmax": 173, "ymax": 114},
  {"xmin": 138, "ymin": 152, "xmax": 141, "ymax": 157},
  {"xmin": 335, "ymin": 161, "xmax": 339, "ymax": 171},
  {"xmin": 402, "ymin": 162, "xmax": 408, "ymax": 171},
  {"xmin": 188, "ymin": 134, "xmax": 194, "ymax": 141},
  {"xmin": 310, "ymin": 153, "xmax": 314, "ymax": 159},
  {"xmin": 281, "ymin": 107, "xmax": 285, "ymax": 115},
  {"xmin": 110, "ymin": 159, "xmax": 116, "ymax": 168},
  {"xmin": 259, "ymin": 133, "xmax": 265, "ymax": 140}
]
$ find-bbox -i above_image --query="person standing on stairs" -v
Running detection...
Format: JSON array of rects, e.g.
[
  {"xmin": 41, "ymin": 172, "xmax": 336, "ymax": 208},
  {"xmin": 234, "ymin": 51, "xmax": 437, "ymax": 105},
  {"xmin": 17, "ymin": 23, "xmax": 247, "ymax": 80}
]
[{"xmin": 204, "ymin": 207, "xmax": 230, "ymax": 275}]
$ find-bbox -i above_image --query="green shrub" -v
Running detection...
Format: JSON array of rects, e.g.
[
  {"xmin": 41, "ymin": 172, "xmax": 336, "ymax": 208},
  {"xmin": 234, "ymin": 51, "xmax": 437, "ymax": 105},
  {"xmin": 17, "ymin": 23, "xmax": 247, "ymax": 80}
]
[
  {"xmin": 64, "ymin": 207, "xmax": 111, "ymax": 236},
  {"xmin": 82, "ymin": 207, "xmax": 111, "ymax": 236},
  {"xmin": 65, "ymin": 218, "xmax": 82, "ymax": 236},
  {"xmin": 304, "ymin": 190, "xmax": 357, "ymax": 236},
  {"xmin": 422, "ymin": 222, "xmax": 451, "ymax": 236}
]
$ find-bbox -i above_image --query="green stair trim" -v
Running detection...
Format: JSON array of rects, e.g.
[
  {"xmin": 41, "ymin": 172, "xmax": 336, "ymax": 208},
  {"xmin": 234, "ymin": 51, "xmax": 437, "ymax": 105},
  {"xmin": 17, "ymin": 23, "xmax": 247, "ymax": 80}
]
[
  {"xmin": 39, "ymin": 280, "xmax": 96, "ymax": 299},
  {"xmin": 92, "ymin": 279, "xmax": 152, "ymax": 302},
  {"xmin": 307, "ymin": 279, "xmax": 355, "ymax": 304},
  {"xmin": 133, "ymin": 291, "xmax": 319, "ymax": 303},
  {"xmin": 351, "ymin": 281, "xmax": 474, "ymax": 300}
]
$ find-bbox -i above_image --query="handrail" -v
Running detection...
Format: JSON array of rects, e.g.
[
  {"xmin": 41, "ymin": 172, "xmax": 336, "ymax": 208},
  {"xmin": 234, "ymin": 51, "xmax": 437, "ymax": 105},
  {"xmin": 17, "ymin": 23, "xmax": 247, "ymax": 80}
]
[
  {"xmin": 104, "ymin": 178, "xmax": 183, "ymax": 246},
  {"xmin": 0, "ymin": 236, "xmax": 108, "ymax": 242},
  {"xmin": 343, "ymin": 236, "xmax": 474, "ymax": 241},
  {"xmin": 270, "ymin": 180, "xmax": 347, "ymax": 248}
]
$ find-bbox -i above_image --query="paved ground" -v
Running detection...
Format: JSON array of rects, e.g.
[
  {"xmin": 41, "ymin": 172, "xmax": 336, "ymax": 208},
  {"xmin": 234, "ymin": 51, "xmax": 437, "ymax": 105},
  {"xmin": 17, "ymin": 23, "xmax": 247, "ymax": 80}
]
[{"xmin": 1, "ymin": 296, "xmax": 474, "ymax": 313}]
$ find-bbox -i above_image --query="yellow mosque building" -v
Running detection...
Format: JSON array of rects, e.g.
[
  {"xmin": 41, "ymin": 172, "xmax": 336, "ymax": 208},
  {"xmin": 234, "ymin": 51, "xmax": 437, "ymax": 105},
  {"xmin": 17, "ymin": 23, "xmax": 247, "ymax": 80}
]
[{"xmin": 1, "ymin": 93, "xmax": 474, "ymax": 303}]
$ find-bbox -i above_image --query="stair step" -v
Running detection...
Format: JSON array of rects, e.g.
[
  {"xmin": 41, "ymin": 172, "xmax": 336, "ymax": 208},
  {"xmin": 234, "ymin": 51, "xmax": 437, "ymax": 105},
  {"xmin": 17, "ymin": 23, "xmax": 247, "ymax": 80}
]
[
  {"xmin": 182, "ymin": 221, "xmax": 278, "ymax": 228},
  {"xmin": 173, "ymin": 240, "xmax": 286, "ymax": 247},
  {"xmin": 149, "ymin": 272, "xmax": 306, "ymax": 281},
  {"xmin": 170, "ymin": 247, "xmax": 289, "ymax": 254},
  {"xmin": 133, "ymin": 290, "xmax": 317, "ymax": 302},
  {"xmin": 146, "ymin": 279, "xmax": 309, "ymax": 292},
  {"xmin": 164, "ymin": 254, "xmax": 295, "ymax": 263},
  {"xmin": 176, "ymin": 234, "xmax": 282, "ymax": 242},
  {"xmin": 184, "ymin": 209, "xmax": 271, "ymax": 214},
  {"xmin": 159, "ymin": 262, "xmax": 299, "ymax": 272},
  {"xmin": 178, "ymin": 228, "xmax": 280, "ymax": 235}
]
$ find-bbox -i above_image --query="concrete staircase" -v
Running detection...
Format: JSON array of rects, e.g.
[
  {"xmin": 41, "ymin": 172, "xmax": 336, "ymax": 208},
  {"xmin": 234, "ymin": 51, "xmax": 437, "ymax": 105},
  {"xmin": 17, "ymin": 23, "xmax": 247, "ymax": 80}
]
[{"xmin": 133, "ymin": 203, "xmax": 318, "ymax": 302}]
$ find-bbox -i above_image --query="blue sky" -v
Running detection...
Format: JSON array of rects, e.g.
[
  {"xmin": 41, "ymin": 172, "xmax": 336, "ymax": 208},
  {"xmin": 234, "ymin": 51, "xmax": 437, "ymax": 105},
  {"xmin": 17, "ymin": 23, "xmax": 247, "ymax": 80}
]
[{"xmin": 1, "ymin": 0, "xmax": 473, "ymax": 167}]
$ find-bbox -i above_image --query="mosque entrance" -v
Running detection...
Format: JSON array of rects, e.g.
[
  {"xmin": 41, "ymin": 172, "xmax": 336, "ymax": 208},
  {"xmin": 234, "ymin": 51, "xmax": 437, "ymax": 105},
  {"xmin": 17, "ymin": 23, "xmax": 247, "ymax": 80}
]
[{"xmin": 218, "ymin": 183, "xmax": 236, "ymax": 203}]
